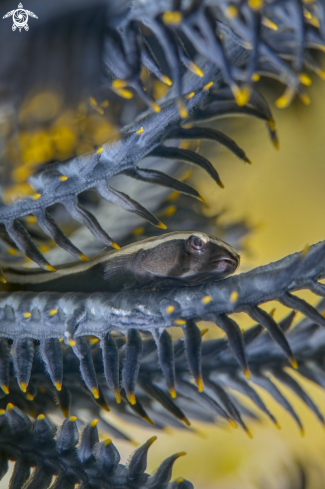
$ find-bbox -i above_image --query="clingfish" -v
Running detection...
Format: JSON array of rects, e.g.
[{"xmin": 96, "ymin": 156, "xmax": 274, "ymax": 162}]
[{"xmin": 3, "ymin": 231, "xmax": 240, "ymax": 292}]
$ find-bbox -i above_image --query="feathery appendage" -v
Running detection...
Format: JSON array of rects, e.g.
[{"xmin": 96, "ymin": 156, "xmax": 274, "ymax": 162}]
[
  {"xmin": 0, "ymin": 241, "xmax": 325, "ymax": 435},
  {"xmin": 0, "ymin": 404, "xmax": 192, "ymax": 489},
  {"xmin": 107, "ymin": 0, "xmax": 325, "ymax": 110}
]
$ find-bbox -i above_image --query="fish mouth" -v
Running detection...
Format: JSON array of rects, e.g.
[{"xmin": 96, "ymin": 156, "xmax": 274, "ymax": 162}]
[{"xmin": 212, "ymin": 258, "xmax": 239, "ymax": 273}]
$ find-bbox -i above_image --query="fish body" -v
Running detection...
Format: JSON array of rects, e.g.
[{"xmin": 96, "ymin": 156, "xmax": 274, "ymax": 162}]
[{"xmin": 3, "ymin": 231, "xmax": 239, "ymax": 292}]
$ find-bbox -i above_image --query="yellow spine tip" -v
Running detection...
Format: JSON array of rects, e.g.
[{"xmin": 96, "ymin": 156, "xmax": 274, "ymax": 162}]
[
  {"xmin": 133, "ymin": 227, "xmax": 144, "ymax": 236},
  {"xmin": 111, "ymin": 242, "xmax": 121, "ymax": 250},
  {"xmin": 174, "ymin": 319, "xmax": 187, "ymax": 325},
  {"xmin": 276, "ymin": 94, "xmax": 290, "ymax": 109},
  {"xmin": 178, "ymin": 100, "xmax": 188, "ymax": 119},
  {"xmin": 45, "ymin": 264, "xmax": 57, "ymax": 272},
  {"xmin": 26, "ymin": 393, "xmax": 34, "ymax": 401},
  {"xmin": 201, "ymin": 328, "xmax": 209, "ymax": 337},
  {"xmin": 112, "ymin": 79, "xmax": 128, "ymax": 89},
  {"xmin": 230, "ymin": 291, "xmax": 239, "ymax": 303},
  {"xmin": 104, "ymin": 438, "xmax": 112, "ymax": 446},
  {"xmin": 198, "ymin": 194, "xmax": 207, "ymax": 203},
  {"xmin": 90, "ymin": 418, "xmax": 98, "ymax": 427},
  {"xmin": 182, "ymin": 416, "xmax": 191, "ymax": 427},
  {"xmin": 217, "ymin": 180, "xmax": 225, "ymax": 189},
  {"xmin": 69, "ymin": 415, "xmax": 77, "ymax": 422},
  {"xmin": 32, "ymin": 193, "xmax": 41, "ymax": 200},
  {"xmin": 91, "ymin": 388, "xmax": 99, "ymax": 399},
  {"xmin": 300, "ymin": 428, "xmax": 305, "ymax": 437},
  {"xmin": 162, "ymin": 75, "xmax": 173, "ymax": 86},
  {"xmin": 245, "ymin": 157, "xmax": 252, "ymax": 164},
  {"xmin": 169, "ymin": 387, "xmax": 177, "ymax": 399},
  {"xmin": 197, "ymin": 377, "xmax": 204, "ymax": 392},
  {"xmin": 185, "ymin": 91, "xmax": 195, "ymax": 100},
  {"xmin": 100, "ymin": 402, "xmax": 110, "ymax": 411},
  {"xmin": 225, "ymin": 5, "xmax": 238, "ymax": 18},
  {"xmin": 54, "ymin": 382, "xmax": 62, "ymax": 391},
  {"xmin": 96, "ymin": 147, "xmax": 104, "ymax": 154},
  {"xmin": 144, "ymin": 415, "xmax": 155, "ymax": 425},
  {"xmin": 68, "ymin": 339, "xmax": 76, "ymax": 347},
  {"xmin": 157, "ymin": 222, "xmax": 167, "ymax": 230},
  {"xmin": 151, "ymin": 102, "xmax": 161, "ymax": 113},
  {"xmin": 267, "ymin": 118, "xmax": 276, "ymax": 131},
  {"xmin": 299, "ymin": 93, "xmax": 311, "ymax": 105},
  {"xmin": 49, "ymin": 309, "xmax": 57, "ymax": 316},
  {"xmin": 229, "ymin": 419, "xmax": 238, "ymax": 429},
  {"xmin": 1, "ymin": 385, "xmax": 9, "ymax": 395},
  {"xmin": 114, "ymin": 87, "xmax": 133, "ymax": 99},
  {"xmin": 128, "ymin": 393, "xmax": 137, "ymax": 405},
  {"xmin": 273, "ymin": 138, "xmax": 280, "ymax": 150},
  {"xmin": 274, "ymin": 421, "xmax": 281, "ymax": 430},
  {"xmin": 251, "ymin": 73, "xmax": 260, "ymax": 82},
  {"xmin": 61, "ymin": 408, "xmax": 69, "ymax": 418},
  {"xmin": 115, "ymin": 390, "xmax": 121, "ymax": 404},
  {"xmin": 37, "ymin": 414, "xmax": 45, "ymax": 420},
  {"xmin": 203, "ymin": 81, "xmax": 214, "ymax": 91},
  {"xmin": 176, "ymin": 452, "xmax": 187, "ymax": 458},
  {"xmin": 7, "ymin": 403, "xmax": 14, "ymax": 411},
  {"xmin": 166, "ymin": 305, "xmax": 175, "ymax": 314},
  {"xmin": 20, "ymin": 382, "xmax": 27, "ymax": 393},
  {"xmin": 300, "ymin": 244, "xmax": 310, "ymax": 257},
  {"xmin": 245, "ymin": 428, "xmax": 254, "ymax": 439},
  {"xmin": 290, "ymin": 358, "xmax": 298, "ymax": 369},
  {"xmin": 148, "ymin": 436, "xmax": 158, "ymax": 445},
  {"xmin": 79, "ymin": 254, "xmax": 89, "ymax": 262},
  {"xmin": 129, "ymin": 439, "xmax": 140, "ymax": 447},
  {"xmin": 244, "ymin": 368, "xmax": 251, "ymax": 379},
  {"xmin": 189, "ymin": 62, "xmax": 204, "ymax": 77},
  {"xmin": 248, "ymin": 0, "xmax": 263, "ymax": 10},
  {"xmin": 201, "ymin": 295, "xmax": 212, "ymax": 304},
  {"xmin": 0, "ymin": 276, "xmax": 7, "ymax": 284},
  {"xmin": 89, "ymin": 97, "xmax": 97, "ymax": 105},
  {"xmin": 23, "ymin": 312, "xmax": 31, "ymax": 319},
  {"xmin": 59, "ymin": 175, "xmax": 68, "ymax": 182},
  {"xmin": 232, "ymin": 85, "xmax": 250, "ymax": 106},
  {"xmin": 163, "ymin": 205, "xmax": 176, "ymax": 217},
  {"xmin": 136, "ymin": 127, "xmax": 144, "ymax": 135},
  {"xmin": 162, "ymin": 11, "xmax": 183, "ymax": 25},
  {"xmin": 262, "ymin": 17, "xmax": 278, "ymax": 30},
  {"xmin": 299, "ymin": 73, "xmax": 312, "ymax": 86}
]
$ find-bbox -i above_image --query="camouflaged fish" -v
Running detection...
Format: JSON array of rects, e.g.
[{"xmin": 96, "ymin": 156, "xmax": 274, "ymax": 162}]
[{"xmin": 3, "ymin": 231, "xmax": 240, "ymax": 292}]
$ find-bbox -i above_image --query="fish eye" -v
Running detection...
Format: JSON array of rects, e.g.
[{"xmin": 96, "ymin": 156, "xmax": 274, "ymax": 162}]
[{"xmin": 186, "ymin": 235, "xmax": 205, "ymax": 253}]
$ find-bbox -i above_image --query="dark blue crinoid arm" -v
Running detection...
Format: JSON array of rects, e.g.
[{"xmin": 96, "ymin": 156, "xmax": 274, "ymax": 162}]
[{"xmin": 0, "ymin": 405, "xmax": 192, "ymax": 489}]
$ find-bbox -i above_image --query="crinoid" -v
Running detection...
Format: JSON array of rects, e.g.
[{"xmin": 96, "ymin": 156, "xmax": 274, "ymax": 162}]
[{"xmin": 1, "ymin": 1, "xmax": 325, "ymax": 488}]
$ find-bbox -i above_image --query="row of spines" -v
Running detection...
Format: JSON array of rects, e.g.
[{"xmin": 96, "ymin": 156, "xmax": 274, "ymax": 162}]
[{"xmin": 0, "ymin": 403, "xmax": 192, "ymax": 489}]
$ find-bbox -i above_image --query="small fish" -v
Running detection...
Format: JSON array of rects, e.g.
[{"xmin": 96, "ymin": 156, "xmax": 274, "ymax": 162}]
[{"xmin": 3, "ymin": 232, "xmax": 240, "ymax": 292}]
